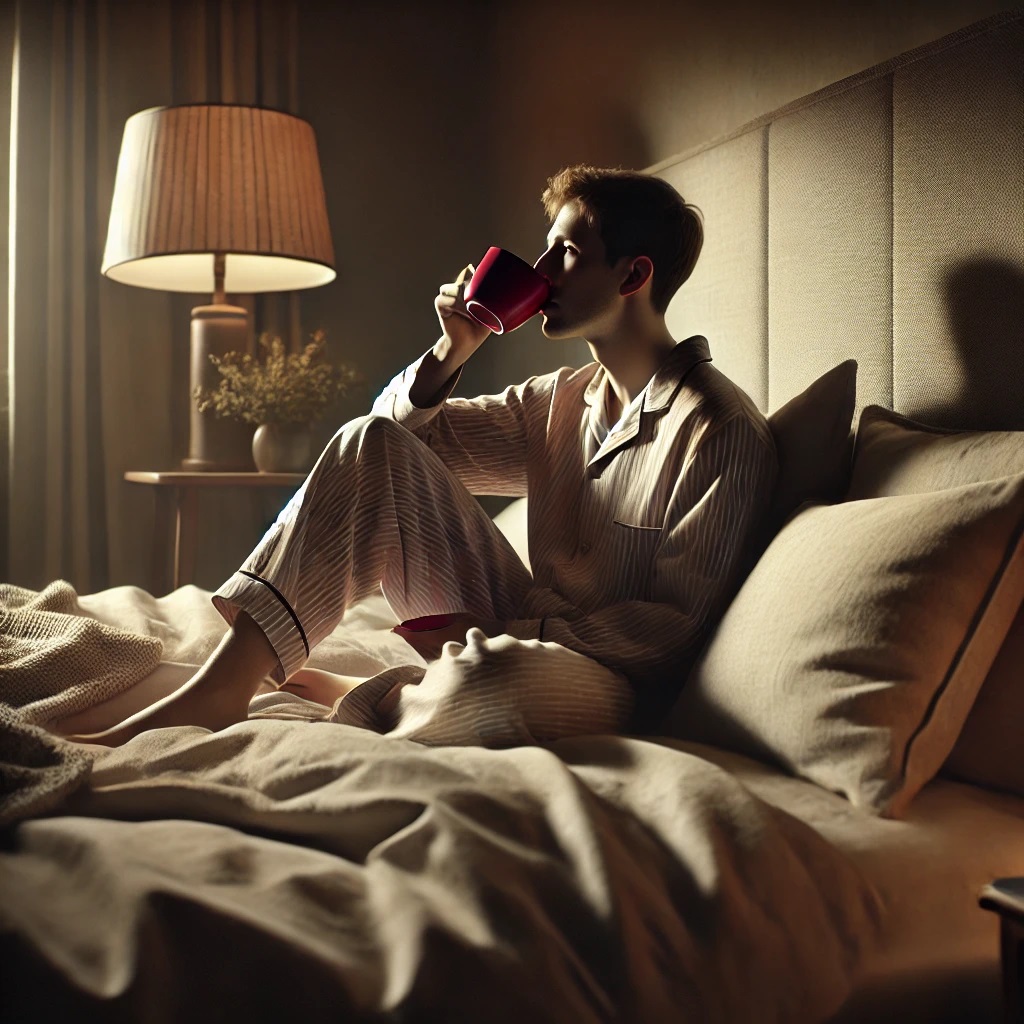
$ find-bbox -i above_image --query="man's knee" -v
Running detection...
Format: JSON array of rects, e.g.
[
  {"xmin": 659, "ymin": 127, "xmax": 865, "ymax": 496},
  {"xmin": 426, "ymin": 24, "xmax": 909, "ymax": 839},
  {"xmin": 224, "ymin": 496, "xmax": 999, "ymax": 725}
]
[
  {"xmin": 329, "ymin": 414, "xmax": 421, "ymax": 464},
  {"xmin": 332, "ymin": 413, "xmax": 406, "ymax": 443}
]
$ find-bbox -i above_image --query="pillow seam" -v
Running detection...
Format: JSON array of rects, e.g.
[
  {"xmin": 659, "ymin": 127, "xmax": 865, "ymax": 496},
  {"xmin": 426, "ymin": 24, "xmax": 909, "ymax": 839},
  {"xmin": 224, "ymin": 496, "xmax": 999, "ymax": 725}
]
[{"xmin": 896, "ymin": 512, "xmax": 1024, "ymax": 802}]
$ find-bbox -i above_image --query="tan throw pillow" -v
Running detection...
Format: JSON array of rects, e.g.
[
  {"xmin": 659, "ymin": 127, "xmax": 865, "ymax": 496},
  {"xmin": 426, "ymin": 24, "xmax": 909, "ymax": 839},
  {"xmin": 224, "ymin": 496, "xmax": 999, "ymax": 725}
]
[
  {"xmin": 668, "ymin": 474, "xmax": 1024, "ymax": 818},
  {"xmin": 848, "ymin": 405, "xmax": 1024, "ymax": 500},
  {"xmin": 766, "ymin": 359, "xmax": 857, "ymax": 535},
  {"xmin": 848, "ymin": 404, "xmax": 1024, "ymax": 798}
]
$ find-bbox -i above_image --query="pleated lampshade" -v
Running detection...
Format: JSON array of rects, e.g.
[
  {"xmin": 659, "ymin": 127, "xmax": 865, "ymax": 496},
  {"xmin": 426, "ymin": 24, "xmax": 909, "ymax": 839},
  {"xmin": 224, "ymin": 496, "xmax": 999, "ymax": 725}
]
[
  {"xmin": 102, "ymin": 104, "xmax": 335, "ymax": 294},
  {"xmin": 102, "ymin": 103, "xmax": 337, "ymax": 472}
]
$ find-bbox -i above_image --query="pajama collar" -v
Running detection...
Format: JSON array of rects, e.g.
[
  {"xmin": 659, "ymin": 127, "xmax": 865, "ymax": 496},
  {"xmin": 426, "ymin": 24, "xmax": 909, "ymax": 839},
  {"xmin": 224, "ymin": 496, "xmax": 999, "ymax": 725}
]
[{"xmin": 583, "ymin": 335, "xmax": 712, "ymax": 465}]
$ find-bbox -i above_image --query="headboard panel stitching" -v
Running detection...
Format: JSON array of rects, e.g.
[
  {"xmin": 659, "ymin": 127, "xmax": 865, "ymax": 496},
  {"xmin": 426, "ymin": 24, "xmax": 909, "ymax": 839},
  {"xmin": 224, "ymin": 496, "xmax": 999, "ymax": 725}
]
[
  {"xmin": 888, "ymin": 69, "xmax": 896, "ymax": 414},
  {"xmin": 659, "ymin": 11, "xmax": 1022, "ymax": 430},
  {"xmin": 759, "ymin": 126, "xmax": 770, "ymax": 414},
  {"xmin": 647, "ymin": 9, "xmax": 1023, "ymax": 176}
]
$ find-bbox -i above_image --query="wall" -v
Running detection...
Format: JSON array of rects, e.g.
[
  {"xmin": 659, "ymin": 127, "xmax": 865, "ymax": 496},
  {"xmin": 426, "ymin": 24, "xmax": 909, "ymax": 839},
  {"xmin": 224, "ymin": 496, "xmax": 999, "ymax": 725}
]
[{"xmin": 296, "ymin": 0, "xmax": 498, "ymax": 412}]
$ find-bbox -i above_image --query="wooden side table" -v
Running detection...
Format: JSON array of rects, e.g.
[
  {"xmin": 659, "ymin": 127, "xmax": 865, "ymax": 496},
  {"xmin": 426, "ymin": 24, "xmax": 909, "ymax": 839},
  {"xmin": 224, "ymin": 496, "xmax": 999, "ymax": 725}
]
[
  {"xmin": 980, "ymin": 878, "xmax": 1024, "ymax": 1024},
  {"xmin": 125, "ymin": 471, "xmax": 306, "ymax": 592}
]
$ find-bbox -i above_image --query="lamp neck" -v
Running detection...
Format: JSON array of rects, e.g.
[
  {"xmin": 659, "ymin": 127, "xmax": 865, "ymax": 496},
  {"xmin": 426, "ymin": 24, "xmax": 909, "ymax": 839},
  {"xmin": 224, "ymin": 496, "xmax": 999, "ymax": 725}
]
[{"xmin": 213, "ymin": 252, "xmax": 226, "ymax": 304}]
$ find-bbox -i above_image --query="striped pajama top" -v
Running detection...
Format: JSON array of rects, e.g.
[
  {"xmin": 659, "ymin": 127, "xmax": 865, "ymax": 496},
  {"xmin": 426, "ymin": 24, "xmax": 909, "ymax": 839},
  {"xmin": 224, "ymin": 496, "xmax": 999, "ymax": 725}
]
[{"xmin": 373, "ymin": 334, "xmax": 778, "ymax": 726}]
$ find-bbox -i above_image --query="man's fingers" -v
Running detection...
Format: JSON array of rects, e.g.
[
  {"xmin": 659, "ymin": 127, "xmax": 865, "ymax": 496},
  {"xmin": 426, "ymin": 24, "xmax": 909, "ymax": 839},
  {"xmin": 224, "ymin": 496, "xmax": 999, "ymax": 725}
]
[
  {"xmin": 438, "ymin": 262, "xmax": 474, "ymax": 303},
  {"xmin": 435, "ymin": 293, "xmax": 473, "ymax": 320},
  {"xmin": 432, "ymin": 335, "xmax": 452, "ymax": 361}
]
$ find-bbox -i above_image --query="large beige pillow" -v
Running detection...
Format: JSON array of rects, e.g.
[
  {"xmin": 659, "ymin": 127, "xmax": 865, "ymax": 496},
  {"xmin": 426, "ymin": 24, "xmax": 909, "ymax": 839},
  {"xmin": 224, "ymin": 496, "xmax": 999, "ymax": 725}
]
[
  {"xmin": 848, "ymin": 404, "xmax": 1024, "ymax": 798},
  {"xmin": 668, "ymin": 473, "xmax": 1024, "ymax": 818}
]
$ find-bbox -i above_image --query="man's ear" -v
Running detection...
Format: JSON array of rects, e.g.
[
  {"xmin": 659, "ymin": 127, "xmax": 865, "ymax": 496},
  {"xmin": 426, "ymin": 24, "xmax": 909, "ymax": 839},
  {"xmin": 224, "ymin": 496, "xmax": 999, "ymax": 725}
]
[{"xmin": 620, "ymin": 256, "xmax": 653, "ymax": 298}]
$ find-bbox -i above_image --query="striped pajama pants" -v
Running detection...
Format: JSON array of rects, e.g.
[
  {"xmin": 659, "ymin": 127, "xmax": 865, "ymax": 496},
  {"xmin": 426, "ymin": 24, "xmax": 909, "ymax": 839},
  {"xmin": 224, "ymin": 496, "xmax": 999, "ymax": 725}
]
[{"xmin": 214, "ymin": 415, "xmax": 635, "ymax": 747}]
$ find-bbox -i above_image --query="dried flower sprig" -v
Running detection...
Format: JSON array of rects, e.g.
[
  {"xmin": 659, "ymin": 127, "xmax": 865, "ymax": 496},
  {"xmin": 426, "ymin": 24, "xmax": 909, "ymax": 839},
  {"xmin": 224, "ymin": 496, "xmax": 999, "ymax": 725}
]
[{"xmin": 194, "ymin": 329, "xmax": 360, "ymax": 427}]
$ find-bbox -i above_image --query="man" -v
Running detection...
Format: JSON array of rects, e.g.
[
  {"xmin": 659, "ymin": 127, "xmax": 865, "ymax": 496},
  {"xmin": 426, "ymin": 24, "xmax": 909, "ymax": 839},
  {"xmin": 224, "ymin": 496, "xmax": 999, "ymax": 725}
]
[{"xmin": 77, "ymin": 165, "xmax": 777, "ymax": 747}]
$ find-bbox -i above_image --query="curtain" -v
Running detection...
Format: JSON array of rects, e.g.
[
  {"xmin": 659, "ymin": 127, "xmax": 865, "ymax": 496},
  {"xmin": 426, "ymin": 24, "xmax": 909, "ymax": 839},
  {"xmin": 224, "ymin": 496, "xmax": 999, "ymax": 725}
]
[
  {"xmin": 2, "ymin": 0, "xmax": 300, "ymax": 594},
  {"xmin": 1, "ymin": 3, "xmax": 13, "ymax": 583}
]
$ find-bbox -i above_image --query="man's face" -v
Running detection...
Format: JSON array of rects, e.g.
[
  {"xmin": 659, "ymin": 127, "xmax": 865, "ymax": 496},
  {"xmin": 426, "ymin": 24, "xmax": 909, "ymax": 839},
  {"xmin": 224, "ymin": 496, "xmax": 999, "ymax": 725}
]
[{"xmin": 533, "ymin": 202, "xmax": 630, "ymax": 341}]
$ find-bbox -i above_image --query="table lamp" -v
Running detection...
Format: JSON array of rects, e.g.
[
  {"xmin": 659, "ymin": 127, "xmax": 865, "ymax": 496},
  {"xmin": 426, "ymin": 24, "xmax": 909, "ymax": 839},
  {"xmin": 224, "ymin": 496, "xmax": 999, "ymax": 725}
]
[{"xmin": 101, "ymin": 103, "xmax": 336, "ymax": 470}]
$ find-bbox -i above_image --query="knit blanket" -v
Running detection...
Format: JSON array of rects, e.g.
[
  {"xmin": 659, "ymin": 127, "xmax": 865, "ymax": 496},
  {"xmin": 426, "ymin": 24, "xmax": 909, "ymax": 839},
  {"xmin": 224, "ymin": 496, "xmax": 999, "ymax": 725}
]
[
  {"xmin": 0, "ymin": 579, "xmax": 424, "ymax": 826},
  {"xmin": 0, "ymin": 581, "xmax": 163, "ymax": 824}
]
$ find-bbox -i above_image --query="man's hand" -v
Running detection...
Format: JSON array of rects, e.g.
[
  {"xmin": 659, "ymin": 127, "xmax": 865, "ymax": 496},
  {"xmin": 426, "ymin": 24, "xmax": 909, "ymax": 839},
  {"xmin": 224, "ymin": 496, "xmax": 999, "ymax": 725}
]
[
  {"xmin": 392, "ymin": 612, "xmax": 507, "ymax": 661},
  {"xmin": 432, "ymin": 263, "xmax": 491, "ymax": 363},
  {"xmin": 410, "ymin": 265, "xmax": 492, "ymax": 409}
]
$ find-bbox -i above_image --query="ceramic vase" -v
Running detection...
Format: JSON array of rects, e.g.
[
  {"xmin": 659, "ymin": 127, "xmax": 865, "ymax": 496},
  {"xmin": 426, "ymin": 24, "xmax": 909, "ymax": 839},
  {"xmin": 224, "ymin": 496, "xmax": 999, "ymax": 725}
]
[{"xmin": 251, "ymin": 423, "xmax": 313, "ymax": 473}]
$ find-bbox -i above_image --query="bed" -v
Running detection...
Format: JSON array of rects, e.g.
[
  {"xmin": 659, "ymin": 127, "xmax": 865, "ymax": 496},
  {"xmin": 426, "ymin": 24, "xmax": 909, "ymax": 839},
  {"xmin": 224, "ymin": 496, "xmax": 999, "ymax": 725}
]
[{"xmin": 2, "ymin": 11, "xmax": 1023, "ymax": 1023}]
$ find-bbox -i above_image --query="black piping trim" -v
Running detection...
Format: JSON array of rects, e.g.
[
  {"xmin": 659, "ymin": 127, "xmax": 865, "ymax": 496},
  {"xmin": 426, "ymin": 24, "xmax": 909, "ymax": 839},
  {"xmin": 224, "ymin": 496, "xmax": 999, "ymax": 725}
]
[{"xmin": 239, "ymin": 570, "xmax": 310, "ymax": 657}]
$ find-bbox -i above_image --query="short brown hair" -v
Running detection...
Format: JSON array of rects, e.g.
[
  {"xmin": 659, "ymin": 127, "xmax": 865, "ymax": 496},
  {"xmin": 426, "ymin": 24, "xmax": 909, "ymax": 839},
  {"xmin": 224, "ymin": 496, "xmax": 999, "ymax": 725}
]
[{"xmin": 541, "ymin": 165, "xmax": 703, "ymax": 314}]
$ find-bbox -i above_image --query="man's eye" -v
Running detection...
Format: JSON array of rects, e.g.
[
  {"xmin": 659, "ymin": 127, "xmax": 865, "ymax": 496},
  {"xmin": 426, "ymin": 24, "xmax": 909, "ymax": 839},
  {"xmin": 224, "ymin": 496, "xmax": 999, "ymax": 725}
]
[{"xmin": 563, "ymin": 244, "xmax": 578, "ymax": 255}]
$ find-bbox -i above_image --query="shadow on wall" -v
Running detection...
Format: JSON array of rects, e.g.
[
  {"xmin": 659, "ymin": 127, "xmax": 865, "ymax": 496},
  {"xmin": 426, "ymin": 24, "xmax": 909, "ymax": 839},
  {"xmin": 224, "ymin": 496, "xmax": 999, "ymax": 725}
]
[{"xmin": 928, "ymin": 256, "xmax": 1024, "ymax": 431}]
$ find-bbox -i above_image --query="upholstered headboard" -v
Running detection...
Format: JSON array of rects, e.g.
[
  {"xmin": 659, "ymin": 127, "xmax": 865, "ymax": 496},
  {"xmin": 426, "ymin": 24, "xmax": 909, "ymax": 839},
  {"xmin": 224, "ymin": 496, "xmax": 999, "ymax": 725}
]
[{"xmin": 654, "ymin": 10, "xmax": 1024, "ymax": 432}]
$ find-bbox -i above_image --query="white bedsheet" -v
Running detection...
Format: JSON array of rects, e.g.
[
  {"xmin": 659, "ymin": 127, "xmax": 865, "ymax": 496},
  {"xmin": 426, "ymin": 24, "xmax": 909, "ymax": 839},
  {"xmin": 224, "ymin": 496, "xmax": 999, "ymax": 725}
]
[{"xmin": 668, "ymin": 741, "xmax": 1024, "ymax": 1022}]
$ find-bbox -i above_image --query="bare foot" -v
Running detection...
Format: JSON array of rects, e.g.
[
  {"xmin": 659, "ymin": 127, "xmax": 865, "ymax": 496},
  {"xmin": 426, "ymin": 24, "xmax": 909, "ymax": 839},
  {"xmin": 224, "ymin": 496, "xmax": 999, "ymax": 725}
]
[
  {"xmin": 67, "ymin": 610, "xmax": 280, "ymax": 747},
  {"xmin": 66, "ymin": 674, "xmax": 251, "ymax": 746}
]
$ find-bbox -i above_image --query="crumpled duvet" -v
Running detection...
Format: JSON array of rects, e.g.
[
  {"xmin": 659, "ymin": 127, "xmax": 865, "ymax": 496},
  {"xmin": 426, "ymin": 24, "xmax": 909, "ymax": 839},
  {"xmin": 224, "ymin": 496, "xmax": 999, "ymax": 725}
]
[
  {"xmin": 0, "ymin": 583, "xmax": 881, "ymax": 1022},
  {"xmin": 1, "ymin": 719, "xmax": 880, "ymax": 1023}
]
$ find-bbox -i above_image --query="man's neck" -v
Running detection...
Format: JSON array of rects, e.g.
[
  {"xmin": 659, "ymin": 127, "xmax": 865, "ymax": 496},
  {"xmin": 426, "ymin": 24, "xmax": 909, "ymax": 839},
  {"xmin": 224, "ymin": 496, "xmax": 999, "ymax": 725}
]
[{"xmin": 587, "ymin": 324, "xmax": 679, "ymax": 422}]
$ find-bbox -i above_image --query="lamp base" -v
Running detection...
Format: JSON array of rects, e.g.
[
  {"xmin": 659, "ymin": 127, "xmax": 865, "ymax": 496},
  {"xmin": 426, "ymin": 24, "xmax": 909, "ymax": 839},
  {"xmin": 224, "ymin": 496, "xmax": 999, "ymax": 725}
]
[{"xmin": 184, "ymin": 304, "xmax": 255, "ymax": 471}]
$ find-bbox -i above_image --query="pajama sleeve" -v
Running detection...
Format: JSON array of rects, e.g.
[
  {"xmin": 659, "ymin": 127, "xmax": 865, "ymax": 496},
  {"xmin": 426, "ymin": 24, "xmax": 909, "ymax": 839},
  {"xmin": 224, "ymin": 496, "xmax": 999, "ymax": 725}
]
[{"xmin": 371, "ymin": 349, "xmax": 567, "ymax": 498}]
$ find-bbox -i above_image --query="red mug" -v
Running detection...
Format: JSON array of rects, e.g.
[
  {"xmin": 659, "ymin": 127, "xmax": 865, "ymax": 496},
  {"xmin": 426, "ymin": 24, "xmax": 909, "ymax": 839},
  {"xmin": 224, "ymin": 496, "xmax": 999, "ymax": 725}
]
[{"xmin": 464, "ymin": 247, "xmax": 551, "ymax": 334}]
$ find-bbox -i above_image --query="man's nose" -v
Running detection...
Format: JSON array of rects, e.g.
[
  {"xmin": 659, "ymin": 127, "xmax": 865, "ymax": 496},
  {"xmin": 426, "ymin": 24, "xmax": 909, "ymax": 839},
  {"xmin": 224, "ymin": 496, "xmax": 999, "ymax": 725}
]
[{"xmin": 533, "ymin": 250, "xmax": 553, "ymax": 278}]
